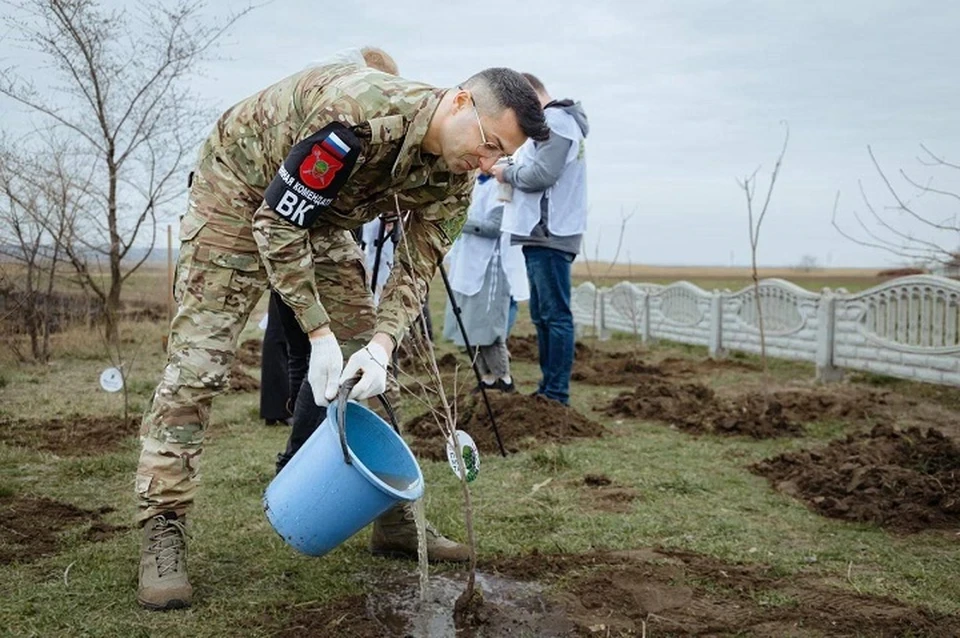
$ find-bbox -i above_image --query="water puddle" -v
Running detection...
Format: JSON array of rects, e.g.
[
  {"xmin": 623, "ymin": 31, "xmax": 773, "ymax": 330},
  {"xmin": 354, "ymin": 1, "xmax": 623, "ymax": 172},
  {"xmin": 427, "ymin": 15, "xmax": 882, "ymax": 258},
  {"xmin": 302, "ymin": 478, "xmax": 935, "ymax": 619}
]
[{"xmin": 366, "ymin": 570, "xmax": 573, "ymax": 637}]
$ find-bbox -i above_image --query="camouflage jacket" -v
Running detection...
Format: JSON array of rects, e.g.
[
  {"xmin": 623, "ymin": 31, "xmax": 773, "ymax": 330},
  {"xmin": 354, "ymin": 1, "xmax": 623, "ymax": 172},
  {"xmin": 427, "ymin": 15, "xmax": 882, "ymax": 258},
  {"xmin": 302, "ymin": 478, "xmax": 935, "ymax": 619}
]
[{"xmin": 197, "ymin": 65, "xmax": 471, "ymax": 343}]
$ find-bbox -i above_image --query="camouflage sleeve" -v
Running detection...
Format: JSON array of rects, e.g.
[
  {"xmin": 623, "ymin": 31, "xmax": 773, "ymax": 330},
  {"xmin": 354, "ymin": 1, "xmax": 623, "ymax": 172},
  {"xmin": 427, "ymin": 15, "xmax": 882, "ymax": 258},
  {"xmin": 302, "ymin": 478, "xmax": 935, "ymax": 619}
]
[
  {"xmin": 252, "ymin": 204, "xmax": 328, "ymax": 333},
  {"xmin": 251, "ymin": 91, "xmax": 367, "ymax": 335},
  {"xmin": 376, "ymin": 190, "xmax": 470, "ymax": 344}
]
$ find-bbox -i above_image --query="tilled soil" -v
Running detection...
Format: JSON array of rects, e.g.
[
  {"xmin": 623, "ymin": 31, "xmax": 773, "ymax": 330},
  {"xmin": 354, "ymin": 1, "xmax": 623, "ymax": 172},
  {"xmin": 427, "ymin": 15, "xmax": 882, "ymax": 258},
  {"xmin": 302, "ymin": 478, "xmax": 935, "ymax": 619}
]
[
  {"xmin": 602, "ymin": 375, "xmax": 805, "ymax": 438},
  {"xmin": 228, "ymin": 362, "xmax": 260, "ymax": 393},
  {"xmin": 0, "ymin": 494, "xmax": 126, "ymax": 564},
  {"xmin": 266, "ymin": 547, "xmax": 958, "ymax": 637},
  {"xmin": 572, "ymin": 351, "xmax": 762, "ymax": 386},
  {"xmin": 235, "ymin": 338, "xmax": 263, "ymax": 367},
  {"xmin": 404, "ymin": 392, "xmax": 605, "ymax": 461},
  {"xmin": 0, "ymin": 414, "xmax": 138, "ymax": 456},
  {"xmin": 752, "ymin": 424, "xmax": 960, "ymax": 533},
  {"xmin": 507, "ymin": 334, "xmax": 592, "ymax": 363}
]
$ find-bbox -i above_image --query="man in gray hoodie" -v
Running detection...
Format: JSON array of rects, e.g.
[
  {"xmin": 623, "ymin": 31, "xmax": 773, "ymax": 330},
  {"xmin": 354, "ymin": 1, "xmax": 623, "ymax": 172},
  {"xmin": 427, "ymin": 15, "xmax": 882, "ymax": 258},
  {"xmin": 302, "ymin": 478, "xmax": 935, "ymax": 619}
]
[{"xmin": 491, "ymin": 73, "xmax": 589, "ymax": 405}]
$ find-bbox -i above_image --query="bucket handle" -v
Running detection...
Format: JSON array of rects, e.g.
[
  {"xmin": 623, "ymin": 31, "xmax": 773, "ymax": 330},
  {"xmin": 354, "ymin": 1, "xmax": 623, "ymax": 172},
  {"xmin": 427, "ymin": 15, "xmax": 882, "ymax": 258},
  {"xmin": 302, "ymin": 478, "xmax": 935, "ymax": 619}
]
[{"xmin": 336, "ymin": 378, "xmax": 358, "ymax": 465}]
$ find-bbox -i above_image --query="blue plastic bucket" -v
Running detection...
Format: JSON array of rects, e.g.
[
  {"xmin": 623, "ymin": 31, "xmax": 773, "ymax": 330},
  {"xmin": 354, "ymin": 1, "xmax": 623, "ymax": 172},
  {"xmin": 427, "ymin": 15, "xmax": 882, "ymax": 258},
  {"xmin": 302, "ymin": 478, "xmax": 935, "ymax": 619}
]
[{"xmin": 263, "ymin": 400, "xmax": 424, "ymax": 556}]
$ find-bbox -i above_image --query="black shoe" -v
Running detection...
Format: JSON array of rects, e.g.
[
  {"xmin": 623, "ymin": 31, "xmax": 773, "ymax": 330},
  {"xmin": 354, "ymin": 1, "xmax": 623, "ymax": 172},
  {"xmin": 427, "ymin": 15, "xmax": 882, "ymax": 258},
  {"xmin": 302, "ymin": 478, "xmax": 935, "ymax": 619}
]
[
  {"xmin": 494, "ymin": 379, "xmax": 516, "ymax": 393},
  {"xmin": 264, "ymin": 417, "xmax": 292, "ymax": 427},
  {"xmin": 471, "ymin": 381, "xmax": 497, "ymax": 395}
]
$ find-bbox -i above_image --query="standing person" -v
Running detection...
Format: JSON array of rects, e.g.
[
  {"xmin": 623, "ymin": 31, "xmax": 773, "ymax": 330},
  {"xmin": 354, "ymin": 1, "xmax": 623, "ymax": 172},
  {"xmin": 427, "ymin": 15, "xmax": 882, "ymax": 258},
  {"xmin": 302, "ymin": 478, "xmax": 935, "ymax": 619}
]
[
  {"xmin": 503, "ymin": 229, "xmax": 529, "ymax": 337},
  {"xmin": 259, "ymin": 294, "xmax": 294, "ymax": 426},
  {"xmin": 443, "ymin": 174, "xmax": 519, "ymax": 392},
  {"xmin": 491, "ymin": 73, "xmax": 588, "ymax": 405},
  {"xmin": 259, "ymin": 46, "xmax": 399, "ymax": 427},
  {"xmin": 136, "ymin": 63, "xmax": 549, "ymax": 610}
]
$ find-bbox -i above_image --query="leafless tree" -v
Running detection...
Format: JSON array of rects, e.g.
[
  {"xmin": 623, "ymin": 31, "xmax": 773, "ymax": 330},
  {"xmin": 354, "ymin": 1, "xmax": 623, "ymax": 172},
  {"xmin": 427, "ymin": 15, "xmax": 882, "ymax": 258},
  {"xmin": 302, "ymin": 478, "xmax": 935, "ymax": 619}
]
[
  {"xmin": 796, "ymin": 254, "xmax": 819, "ymax": 272},
  {"xmin": 0, "ymin": 134, "xmax": 89, "ymax": 361},
  {"xmin": 0, "ymin": 0, "xmax": 253, "ymax": 345},
  {"xmin": 603, "ymin": 206, "xmax": 637, "ymax": 277},
  {"xmin": 832, "ymin": 145, "xmax": 960, "ymax": 268},
  {"xmin": 737, "ymin": 122, "xmax": 789, "ymax": 377}
]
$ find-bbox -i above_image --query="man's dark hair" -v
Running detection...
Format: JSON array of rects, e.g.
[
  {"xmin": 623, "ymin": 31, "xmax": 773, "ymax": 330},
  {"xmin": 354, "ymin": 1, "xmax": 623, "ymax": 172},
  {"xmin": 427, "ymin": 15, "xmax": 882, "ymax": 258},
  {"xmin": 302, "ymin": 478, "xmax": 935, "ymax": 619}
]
[
  {"xmin": 462, "ymin": 68, "xmax": 550, "ymax": 142},
  {"xmin": 521, "ymin": 72, "xmax": 547, "ymax": 94}
]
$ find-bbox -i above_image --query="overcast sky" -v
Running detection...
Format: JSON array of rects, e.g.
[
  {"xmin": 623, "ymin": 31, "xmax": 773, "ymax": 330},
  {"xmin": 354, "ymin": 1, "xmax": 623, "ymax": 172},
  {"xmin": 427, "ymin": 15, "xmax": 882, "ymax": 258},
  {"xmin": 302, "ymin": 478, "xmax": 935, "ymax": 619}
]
[{"xmin": 2, "ymin": 0, "xmax": 958, "ymax": 267}]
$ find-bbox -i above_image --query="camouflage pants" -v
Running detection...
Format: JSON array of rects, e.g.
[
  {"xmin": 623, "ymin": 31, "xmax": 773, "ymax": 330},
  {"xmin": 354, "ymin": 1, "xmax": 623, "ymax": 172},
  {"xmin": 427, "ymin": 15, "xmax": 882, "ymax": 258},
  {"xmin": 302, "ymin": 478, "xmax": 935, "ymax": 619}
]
[{"xmin": 135, "ymin": 174, "xmax": 376, "ymax": 523}]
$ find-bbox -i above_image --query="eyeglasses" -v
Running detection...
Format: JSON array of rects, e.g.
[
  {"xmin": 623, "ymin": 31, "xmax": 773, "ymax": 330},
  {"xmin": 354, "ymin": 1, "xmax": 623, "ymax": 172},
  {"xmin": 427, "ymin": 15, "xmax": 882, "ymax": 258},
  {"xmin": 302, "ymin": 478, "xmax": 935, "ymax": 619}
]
[{"xmin": 461, "ymin": 88, "xmax": 506, "ymax": 159}]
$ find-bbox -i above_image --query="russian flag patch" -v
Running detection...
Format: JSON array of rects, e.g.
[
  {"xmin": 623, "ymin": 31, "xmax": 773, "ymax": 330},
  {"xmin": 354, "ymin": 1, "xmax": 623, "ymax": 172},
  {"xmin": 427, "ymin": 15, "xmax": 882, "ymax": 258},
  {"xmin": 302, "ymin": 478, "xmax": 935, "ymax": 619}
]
[{"xmin": 322, "ymin": 132, "xmax": 351, "ymax": 159}]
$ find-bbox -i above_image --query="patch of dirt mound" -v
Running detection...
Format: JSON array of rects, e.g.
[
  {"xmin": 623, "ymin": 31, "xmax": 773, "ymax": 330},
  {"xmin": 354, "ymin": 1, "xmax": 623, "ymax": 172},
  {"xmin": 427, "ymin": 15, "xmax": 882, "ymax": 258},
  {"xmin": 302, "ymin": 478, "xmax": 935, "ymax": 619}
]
[
  {"xmin": 0, "ymin": 414, "xmax": 138, "ymax": 456},
  {"xmin": 405, "ymin": 392, "xmax": 604, "ymax": 460},
  {"xmin": 0, "ymin": 495, "xmax": 126, "ymax": 564},
  {"xmin": 660, "ymin": 355, "xmax": 762, "ymax": 376},
  {"xmin": 603, "ymin": 376, "xmax": 803, "ymax": 438},
  {"xmin": 572, "ymin": 351, "xmax": 665, "ymax": 385},
  {"xmin": 571, "ymin": 351, "xmax": 764, "ymax": 387},
  {"xmin": 752, "ymin": 424, "xmax": 960, "ymax": 533},
  {"xmin": 235, "ymin": 338, "xmax": 262, "ymax": 367},
  {"xmin": 579, "ymin": 473, "xmax": 639, "ymax": 513},
  {"xmin": 484, "ymin": 548, "xmax": 960, "ymax": 636},
  {"xmin": 507, "ymin": 335, "xmax": 592, "ymax": 363},
  {"xmin": 228, "ymin": 362, "xmax": 260, "ymax": 393},
  {"xmin": 772, "ymin": 387, "xmax": 893, "ymax": 424},
  {"xmin": 266, "ymin": 594, "xmax": 389, "ymax": 638}
]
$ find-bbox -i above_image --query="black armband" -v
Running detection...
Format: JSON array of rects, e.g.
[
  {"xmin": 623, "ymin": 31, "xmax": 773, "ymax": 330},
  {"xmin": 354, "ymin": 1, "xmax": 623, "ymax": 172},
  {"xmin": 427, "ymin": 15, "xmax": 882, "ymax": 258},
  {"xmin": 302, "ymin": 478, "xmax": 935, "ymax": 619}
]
[{"xmin": 263, "ymin": 122, "xmax": 361, "ymax": 228}]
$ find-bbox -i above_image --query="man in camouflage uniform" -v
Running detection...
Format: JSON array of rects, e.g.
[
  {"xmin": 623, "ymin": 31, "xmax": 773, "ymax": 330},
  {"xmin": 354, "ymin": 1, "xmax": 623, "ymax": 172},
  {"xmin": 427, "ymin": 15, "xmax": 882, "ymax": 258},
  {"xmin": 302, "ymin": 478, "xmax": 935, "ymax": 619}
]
[{"xmin": 136, "ymin": 63, "xmax": 549, "ymax": 610}]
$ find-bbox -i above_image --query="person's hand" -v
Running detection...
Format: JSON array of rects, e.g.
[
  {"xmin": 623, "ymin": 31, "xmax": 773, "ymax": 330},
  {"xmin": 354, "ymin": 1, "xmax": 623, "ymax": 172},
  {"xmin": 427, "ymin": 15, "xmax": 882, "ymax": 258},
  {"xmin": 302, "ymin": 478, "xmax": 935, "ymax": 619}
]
[
  {"xmin": 307, "ymin": 327, "xmax": 343, "ymax": 406},
  {"xmin": 488, "ymin": 162, "xmax": 508, "ymax": 182},
  {"xmin": 339, "ymin": 337, "xmax": 391, "ymax": 400}
]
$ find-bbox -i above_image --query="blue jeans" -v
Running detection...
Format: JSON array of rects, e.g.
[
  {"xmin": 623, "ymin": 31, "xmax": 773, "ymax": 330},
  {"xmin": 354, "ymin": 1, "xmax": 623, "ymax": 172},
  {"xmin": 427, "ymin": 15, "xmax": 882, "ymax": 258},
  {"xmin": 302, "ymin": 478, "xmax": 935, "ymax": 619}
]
[
  {"xmin": 523, "ymin": 246, "xmax": 575, "ymax": 404},
  {"xmin": 507, "ymin": 297, "xmax": 519, "ymax": 336}
]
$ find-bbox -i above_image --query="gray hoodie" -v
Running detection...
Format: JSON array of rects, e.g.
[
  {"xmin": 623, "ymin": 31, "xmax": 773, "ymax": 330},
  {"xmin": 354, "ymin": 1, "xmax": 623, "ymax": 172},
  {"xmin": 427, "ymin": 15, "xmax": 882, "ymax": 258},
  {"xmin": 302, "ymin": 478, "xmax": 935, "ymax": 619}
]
[{"xmin": 502, "ymin": 100, "xmax": 589, "ymax": 255}]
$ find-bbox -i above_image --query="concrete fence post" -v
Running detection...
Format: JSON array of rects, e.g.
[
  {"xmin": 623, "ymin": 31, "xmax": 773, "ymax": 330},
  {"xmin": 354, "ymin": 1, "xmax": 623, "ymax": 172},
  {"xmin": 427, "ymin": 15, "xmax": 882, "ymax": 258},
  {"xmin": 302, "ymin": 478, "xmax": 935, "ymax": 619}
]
[
  {"xmin": 708, "ymin": 290, "xmax": 724, "ymax": 358},
  {"xmin": 816, "ymin": 289, "xmax": 844, "ymax": 382},
  {"xmin": 640, "ymin": 292, "xmax": 651, "ymax": 344},
  {"xmin": 598, "ymin": 289, "xmax": 610, "ymax": 341}
]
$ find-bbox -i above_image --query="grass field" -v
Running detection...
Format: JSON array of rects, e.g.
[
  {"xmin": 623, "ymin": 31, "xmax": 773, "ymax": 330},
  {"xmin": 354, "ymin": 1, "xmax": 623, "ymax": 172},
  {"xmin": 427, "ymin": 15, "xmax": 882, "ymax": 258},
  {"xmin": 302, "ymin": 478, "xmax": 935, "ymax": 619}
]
[{"xmin": 2, "ymin": 266, "xmax": 959, "ymax": 636}]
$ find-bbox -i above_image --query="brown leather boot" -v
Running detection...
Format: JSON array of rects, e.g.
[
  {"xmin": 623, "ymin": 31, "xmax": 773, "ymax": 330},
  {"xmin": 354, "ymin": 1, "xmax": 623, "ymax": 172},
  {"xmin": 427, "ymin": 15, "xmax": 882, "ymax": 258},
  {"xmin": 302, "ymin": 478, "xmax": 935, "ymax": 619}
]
[
  {"xmin": 370, "ymin": 503, "xmax": 471, "ymax": 563},
  {"xmin": 137, "ymin": 513, "xmax": 192, "ymax": 610}
]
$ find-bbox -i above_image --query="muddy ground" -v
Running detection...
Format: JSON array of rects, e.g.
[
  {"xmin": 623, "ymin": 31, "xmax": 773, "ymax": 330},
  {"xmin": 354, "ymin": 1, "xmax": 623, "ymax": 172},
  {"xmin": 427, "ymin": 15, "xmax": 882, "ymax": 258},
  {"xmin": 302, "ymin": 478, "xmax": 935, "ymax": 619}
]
[
  {"xmin": 404, "ymin": 392, "xmax": 604, "ymax": 461},
  {"xmin": 752, "ymin": 424, "xmax": 960, "ymax": 533},
  {"xmin": 0, "ymin": 494, "xmax": 125, "ymax": 564},
  {"xmin": 0, "ymin": 414, "xmax": 138, "ymax": 456},
  {"xmin": 266, "ymin": 547, "xmax": 958, "ymax": 637}
]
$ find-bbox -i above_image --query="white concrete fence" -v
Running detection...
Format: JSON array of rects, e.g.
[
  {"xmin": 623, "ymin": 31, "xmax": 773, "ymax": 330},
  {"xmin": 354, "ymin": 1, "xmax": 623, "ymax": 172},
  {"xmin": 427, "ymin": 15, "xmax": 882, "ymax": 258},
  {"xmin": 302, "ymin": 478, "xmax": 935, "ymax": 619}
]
[{"xmin": 571, "ymin": 275, "xmax": 960, "ymax": 386}]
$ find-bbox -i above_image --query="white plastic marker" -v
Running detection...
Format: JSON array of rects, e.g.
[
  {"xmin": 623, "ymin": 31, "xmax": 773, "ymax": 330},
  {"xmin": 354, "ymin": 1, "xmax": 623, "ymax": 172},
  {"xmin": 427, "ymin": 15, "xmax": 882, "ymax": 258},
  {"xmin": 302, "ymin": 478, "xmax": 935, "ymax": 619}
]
[
  {"xmin": 258, "ymin": 313, "xmax": 269, "ymax": 331},
  {"xmin": 99, "ymin": 367, "xmax": 123, "ymax": 393},
  {"xmin": 446, "ymin": 430, "xmax": 480, "ymax": 482}
]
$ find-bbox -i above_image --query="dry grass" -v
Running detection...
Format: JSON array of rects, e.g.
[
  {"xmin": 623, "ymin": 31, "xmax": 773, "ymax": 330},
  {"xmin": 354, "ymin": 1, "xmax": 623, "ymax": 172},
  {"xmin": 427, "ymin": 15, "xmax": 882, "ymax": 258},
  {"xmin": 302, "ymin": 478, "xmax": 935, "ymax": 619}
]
[{"xmin": 574, "ymin": 262, "xmax": 888, "ymax": 293}]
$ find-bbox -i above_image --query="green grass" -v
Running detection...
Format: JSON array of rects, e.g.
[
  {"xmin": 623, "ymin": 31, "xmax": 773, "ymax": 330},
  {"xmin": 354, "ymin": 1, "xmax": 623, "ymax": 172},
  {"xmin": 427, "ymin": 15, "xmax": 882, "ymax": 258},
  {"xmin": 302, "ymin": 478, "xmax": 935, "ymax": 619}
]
[{"xmin": 2, "ymin": 285, "xmax": 960, "ymax": 637}]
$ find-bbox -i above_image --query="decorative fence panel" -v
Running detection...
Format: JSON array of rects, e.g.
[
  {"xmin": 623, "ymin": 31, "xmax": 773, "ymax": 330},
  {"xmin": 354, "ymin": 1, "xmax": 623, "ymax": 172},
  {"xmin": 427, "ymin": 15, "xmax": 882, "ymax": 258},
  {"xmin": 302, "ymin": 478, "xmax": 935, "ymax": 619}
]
[
  {"xmin": 719, "ymin": 279, "xmax": 821, "ymax": 364},
  {"xmin": 570, "ymin": 275, "xmax": 960, "ymax": 387},
  {"xmin": 832, "ymin": 276, "xmax": 960, "ymax": 385}
]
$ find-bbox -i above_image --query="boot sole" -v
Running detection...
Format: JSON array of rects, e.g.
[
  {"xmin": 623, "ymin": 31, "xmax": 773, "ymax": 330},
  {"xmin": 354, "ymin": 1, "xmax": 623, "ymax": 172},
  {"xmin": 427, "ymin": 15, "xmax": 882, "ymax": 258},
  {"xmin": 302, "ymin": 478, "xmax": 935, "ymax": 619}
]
[{"xmin": 137, "ymin": 596, "xmax": 191, "ymax": 611}]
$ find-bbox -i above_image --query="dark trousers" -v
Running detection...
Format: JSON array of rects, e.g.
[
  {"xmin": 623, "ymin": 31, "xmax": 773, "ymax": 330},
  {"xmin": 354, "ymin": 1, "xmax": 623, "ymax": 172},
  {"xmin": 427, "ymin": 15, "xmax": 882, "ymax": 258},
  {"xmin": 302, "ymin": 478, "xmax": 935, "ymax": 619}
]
[
  {"xmin": 523, "ymin": 246, "xmax": 575, "ymax": 404},
  {"xmin": 267, "ymin": 291, "xmax": 326, "ymax": 473},
  {"xmin": 260, "ymin": 293, "xmax": 293, "ymax": 421}
]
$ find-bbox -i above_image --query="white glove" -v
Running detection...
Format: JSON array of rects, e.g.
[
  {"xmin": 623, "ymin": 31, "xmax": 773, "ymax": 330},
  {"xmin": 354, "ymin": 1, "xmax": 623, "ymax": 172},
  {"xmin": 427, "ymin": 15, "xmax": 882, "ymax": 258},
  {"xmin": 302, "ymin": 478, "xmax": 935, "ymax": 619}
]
[
  {"xmin": 339, "ymin": 342, "xmax": 389, "ymax": 401},
  {"xmin": 308, "ymin": 332, "xmax": 343, "ymax": 406}
]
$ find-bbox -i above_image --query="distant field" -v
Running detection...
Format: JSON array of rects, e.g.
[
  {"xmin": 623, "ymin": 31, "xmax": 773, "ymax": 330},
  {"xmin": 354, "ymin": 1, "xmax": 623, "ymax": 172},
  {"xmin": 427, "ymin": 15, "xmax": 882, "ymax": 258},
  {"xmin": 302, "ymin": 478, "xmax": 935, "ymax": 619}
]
[
  {"xmin": 572, "ymin": 263, "xmax": 891, "ymax": 293},
  {"xmin": 0, "ymin": 261, "xmax": 908, "ymax": 309}
]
